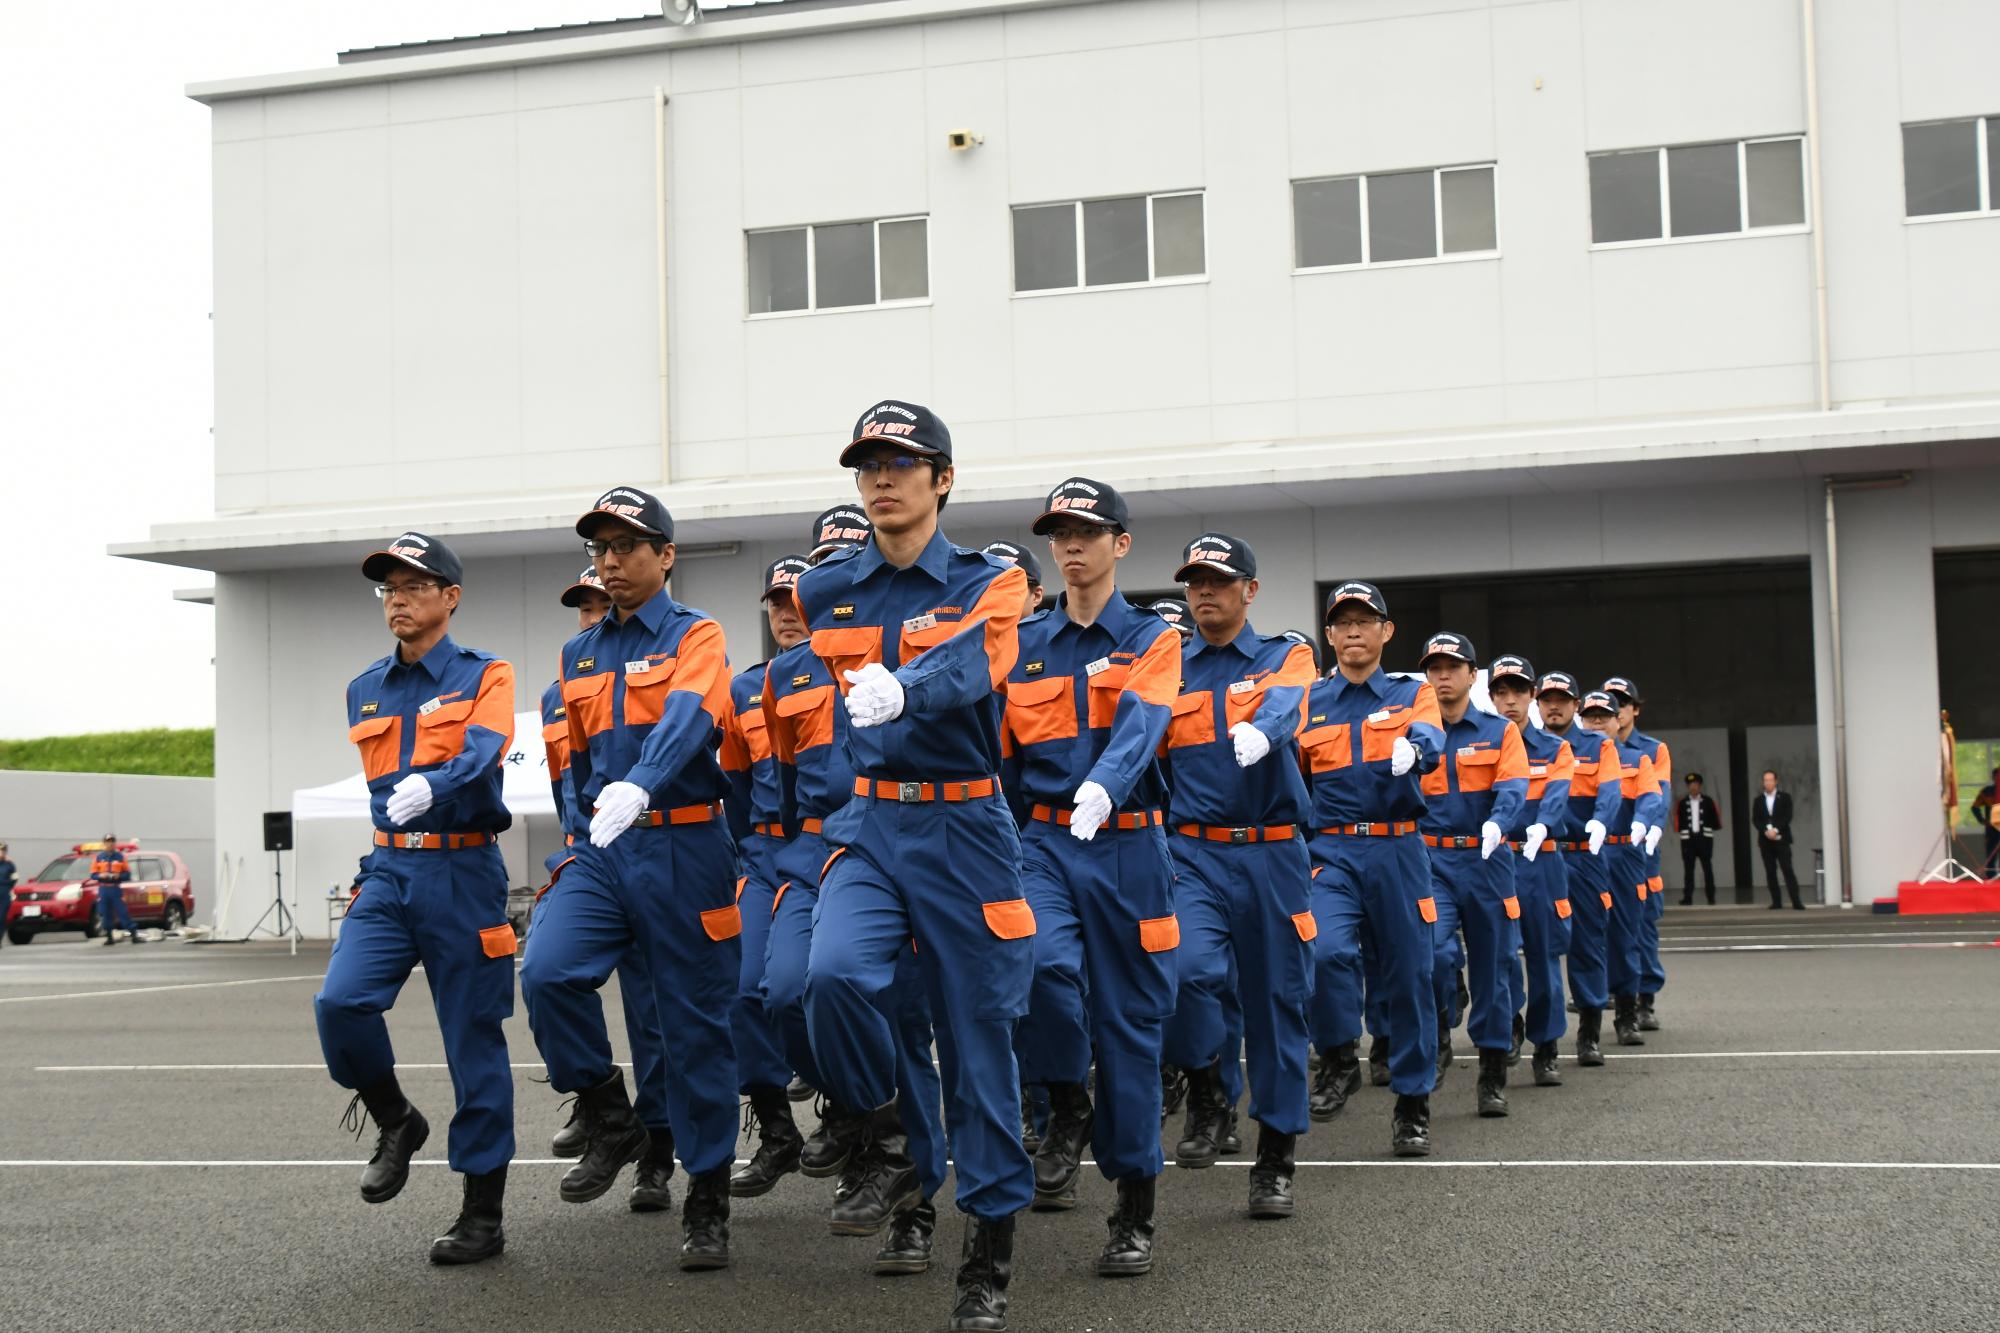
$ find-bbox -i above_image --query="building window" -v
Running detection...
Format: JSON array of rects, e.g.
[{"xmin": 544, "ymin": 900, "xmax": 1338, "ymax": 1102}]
[
  {"xmin": 1903, "ymin": 116, "xmax": 1998, "ymax": 219},
  {"xmin": 1588, "ymin": 137, "xmax": 1806, "ymax": 245},
  {"xmin": 1292, "ymin": 165, "xmax": 1497, "ymax": 270},
  {"xmin": 746, "ymin": 217, "xmax": 929, "ymax": 316},
  {"xmin": 1011, "ymin": 192, "xmax": 1205, "ymax": 294}
]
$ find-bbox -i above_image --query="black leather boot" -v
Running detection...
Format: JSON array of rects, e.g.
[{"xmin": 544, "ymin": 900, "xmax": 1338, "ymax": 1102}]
[
  {"xmin": 1454, "ymin": 969, "xmax": 1470, "ymax": 1025},
  {"xmin": 1638, "ymin": 994, "xmax": 1660, "ymax": 1032},
  {"xmin": 1576, "ymin": 1008, "xmax": 1605, "ymax": 1066},
  {"xmin": 549, "ymin": 1096, "xmax": 586, "ymax": 1159},
  {"xmin": 1309, "ymin": 1042, "xmax": 1361, "ymax": 1121},
  {"xmin": 874, "ymin": 1196, "xmax": 936, "ymax": 1275},
  {"xmin": 1172, "ymin": 1062, "xmax": 1228, "ymax": 1169},
  {"xmin": 787, "ymin": 1074, "xmax": 815, "ymax": 1102},
  {"xmin": 1159, "ymin": 1065, "xmax": 1187, "ymax": 1119},
  {"xmin": 629, "ymin": 1125, "xmax": 676, "ymax": 1213},
  {"xmin": 1531, "ymin": 1041, "xmax": 1562, "ymax": 1087},
  {"xmin": 801, "ymin": 1097, "xmax": 864, "ymax": 1178},
  {"xmin": 1613, "ymin": 994, "xmax": 1646, "ymax": 1047},
  {"xmin": 1096, "ymin": 1176, "xmax": 1156, "ymax": 1276},
  {"xmin": 1508, "ymin": 1012, "xmax": 1525, "ymax": 1066},
  {"xmin": 1476, "ymin": 1048, "xmax": 1509, "ymax": 1117},
  {"xmin": 429, "ymin": 1165, "xmax": 505, "ymax": 1265},
  {"xmin": 1218, "ymin": 1100, "xmax": 1242, "ymax": 1156},
  {"xmin": 678, "ymin": 1166, "xmax": 731, "ymax": 1271},
  {"xmin": 345, "ymin": 1075, "xmax": 428, "ymax": 1205},
  {"xmin": 1245, "ymin": 1125, "xmax": 1297, "ymax": 1219},
  {"xmin": 829, "ymin": 1099, "xmax": 919, "ymax": 1236},
  {"xmin": 949, "ymin": 1213, "xmax": 1016, "ymax": 1332},
  {"xmin": 1032, "ymin": 1081, "xmax": 1092, "ymax": 1210},
  {"xmin": 1435, "ymin": 1021, "xmax": 1453, "ymax": 1083},
  {"xmin": 559, "ymin": 1068, "xmax": 649, "ymax": 1204},
  {"xmin": 1367, "ymin": 1035, "xmax": 1391, "ymax": 1087},
  {"xmin": 1391, "ymin": 1093, "xmax": 1431, "ymax": 1158},
  {"xmin": 730, "ymin": 1085, "xmax": 804, "ymax": 1198},
  {"xmin": 1019, "ymin": 1088, "xmax": 1043, "ymax": 1154}
]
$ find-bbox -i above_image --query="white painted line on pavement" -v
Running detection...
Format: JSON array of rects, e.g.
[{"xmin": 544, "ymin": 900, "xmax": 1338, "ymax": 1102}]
[
  {"xmin": 0, "ymin": 1157, "xmax": 1992, "ymax": 1171},
  {"xmin": 1592, "ymin": 1048, "xmax": 2000, "ymax": 1060},
  {"xmin": 1664, "ymin": 930, "xmax": 1999, "ymax": 943},
  {"xmin": 0, "ymin": 974, "xmax": 323, "ymax": 1005},
  {"xmin": 1663, "ymin": 941, "xmax": 1998, "ymax": 953}
]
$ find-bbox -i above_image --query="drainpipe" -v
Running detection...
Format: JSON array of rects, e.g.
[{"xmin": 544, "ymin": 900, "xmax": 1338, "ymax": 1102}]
[
  {"xmin": 655, "ymin": 87, "xmax": 673, "ymax": 484},
  {"xmin": 1803, "ymin": 0, "xmax": 1831, "ymax": 410}
]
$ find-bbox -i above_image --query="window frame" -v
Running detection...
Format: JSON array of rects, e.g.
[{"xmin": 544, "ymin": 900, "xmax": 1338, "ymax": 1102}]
[
  {"xmin": 1008, "ymin": 190, "xmax": 1209, "ymax": 299},
  {"xmin": 1901, "ymin": 115, "xmax": 1998, "ymax": 225},
  {"xmin": 743, "ymin": 214, "xmax": 932, "ymax": 319},
  {"xmin": 1291, "ymin": 162, "xmax": 1501, "ymax": 275},
  {"xmin": 1587, "ymin": 134, "xmax": 1811, "ymax": 251}
]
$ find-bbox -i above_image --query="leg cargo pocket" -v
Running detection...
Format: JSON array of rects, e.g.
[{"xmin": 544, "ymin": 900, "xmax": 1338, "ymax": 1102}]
[
  {"xmin": 1417, "ymin": 896, "xmax": 1438, "ymax": 924},
  {"xmin": 1503, "ymin": 896, "xmax": 1522, "ymax": 921},
  {"xmin": 982, "ymin": 898, "xmax": 1037, "ymax": 940},
  {"xmin": 1138, "ymin": 915, "xmax": 1180, "ymax": 953},
  {"xmin": 1290, "ymin": 911, "xmax": 1318, "ymax": 943},
  {"xmin": 479, "ymin": 924, "xmax": 518, "ymax": 959},
  {"xmin": 701, "ymin": 906, "xmax": 743, "ymax": 942}
]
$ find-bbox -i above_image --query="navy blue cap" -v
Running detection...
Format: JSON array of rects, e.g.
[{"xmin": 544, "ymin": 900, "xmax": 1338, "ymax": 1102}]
[
  {"xmin": 840, "ymin": 399, "xmax": 952, "ymax": 467},
  {"xmin": 1324, "ymin": 580, "xmax": 1388, "ymax": 622},
  {"xmin": 983, "ymin": 540, "xmax": 1042, "ymax": 587},
  {"xmin": 559, "ymin": 565, "xmax": 607, "ymax": 608},
  {"xmin": 1535, "ymin": 670, "xmax": 1580, "ymax": 699},
  {"xmin": 1149, "ymin": 598, "xmax": 1193, "ymax": 637},
  {"xmin": 1031, "ymin": 477, "xmax": 1130, "ymax": 535},
  {"xmin": 1174, "ymin": 532, "xmax": 1256, "ymax": 582},
  {"xmin": 1602, "ymin": 676, "xmax": 1642, "ymax": 704},
  {"xmin": 1418, "ymin": 631, "xmax": 1477, "ymax": 668},
  {"xmin": 1282, "ymin": 629, "xmax": 1321, "ymax": 666},
  {"xmin": 1580, "ymin": 690, "xmax": 1620, "ymax": 715},
  {"xmin": 577, "ymin": 485, "xmax": 672, "ymax": 542},
  {"xmin": 762, "ymin": 556, "xmax": 810, "ymax": 603},
  {"xmin": 362, "ymin": 532, "xmax": 463, "ymax": 586},
  {"xmin": 809, "ymin": 505, "xmax": 872, "ymax": 561},
  {"xmin": 1488, "ymin": 654, "xmax": 1535, "ymax": 688}
]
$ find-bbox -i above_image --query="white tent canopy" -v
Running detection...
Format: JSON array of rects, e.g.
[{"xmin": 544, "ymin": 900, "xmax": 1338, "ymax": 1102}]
[{"xmin": 292, "ymin": 710, "xmax": 556, "ymax": 819}]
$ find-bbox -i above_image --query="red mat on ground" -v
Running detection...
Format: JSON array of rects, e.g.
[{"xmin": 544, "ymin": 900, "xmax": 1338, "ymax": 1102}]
[{"xmin": 1894, "ymin": 881, "xmax": 2000, "ymax": 915}]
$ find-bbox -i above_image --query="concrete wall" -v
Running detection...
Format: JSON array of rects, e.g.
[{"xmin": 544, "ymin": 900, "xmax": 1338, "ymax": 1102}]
[{"xmin": 0, "ymin": 772, "xmax": 214, "ymax": 916}]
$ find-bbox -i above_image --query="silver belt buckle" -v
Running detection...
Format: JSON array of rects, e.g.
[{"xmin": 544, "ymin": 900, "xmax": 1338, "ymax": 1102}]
[
  {"xmin": 403, "ymin": 832, "xmax": 426, "ymax": 849},
  {"xmin": 898, "ymin": 781, "xmax": 923, "ymax": 803},
  {"xmin": 1229, "ymin": 827, "xmax": 1251, "ymax": 844}
]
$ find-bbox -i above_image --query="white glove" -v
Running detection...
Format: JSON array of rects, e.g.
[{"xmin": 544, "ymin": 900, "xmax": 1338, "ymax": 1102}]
[
  {"xmin": 1480, "ymin": 821, "xmax": 1503, "ymax": 860},
  {"xmin": 1585, "ymin": 820, "xmax": 1608, "ymax": 856},
  {"xmin": 1644, "ymin": 824, "xmax": 1664, "ymax": 856},
  {"xmin": 588, "ymin": 781, "xmax": 650, "ymax": 848},
  {"xmin": 1069, "ymin": 781, "xmax": 1113, "ymax": 842},
  {"xmin": 843, "ymin": 663, "xmax": 906, "ymax": 729},
  {"xmin": 1523, "ymin": 824, "xmax": 1548, "ymax": 862},
  {"xmin": 385, "ymin": 774, "xmax": 433, "ymax": 827},
  {"xmin": 1390, "ymin": 736, "xmax": 1417, "ymax": 776},
  {"xmin": 1629, "ymin": 820, "xmax": 1647, "ymax": 846},
  {"xmin": 1230, "ymin": 721, "xmax": 1271, "ymax": 768}
]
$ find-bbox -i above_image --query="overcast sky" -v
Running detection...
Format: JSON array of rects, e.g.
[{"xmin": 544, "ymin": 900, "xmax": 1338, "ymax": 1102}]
[{"xmin": 0, "ymin": 2, "xmax": 767, "ymax": 739}]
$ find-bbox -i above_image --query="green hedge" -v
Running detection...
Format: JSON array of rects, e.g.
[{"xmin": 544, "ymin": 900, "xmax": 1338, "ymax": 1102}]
[{"xmin": 0, "ymin": 728, "xmax": 214, "ymax": 778}]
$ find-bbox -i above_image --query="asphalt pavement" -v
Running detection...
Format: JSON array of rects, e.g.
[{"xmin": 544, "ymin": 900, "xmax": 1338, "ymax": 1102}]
[{"xmin": 1, "ymin": 906, "xmax": 1994, "ymax": 1332}]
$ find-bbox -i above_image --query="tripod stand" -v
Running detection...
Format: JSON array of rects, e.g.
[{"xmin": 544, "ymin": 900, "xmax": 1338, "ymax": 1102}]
[{"xmin": 242, "ymin": 848, "xmax": 301, "ymax": 954}]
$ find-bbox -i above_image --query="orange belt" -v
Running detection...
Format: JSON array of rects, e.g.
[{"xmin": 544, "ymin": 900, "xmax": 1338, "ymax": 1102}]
[
  {"xmin": 633, "ymin": 802, "xmax": 722, "ymax": 827},
  {"xmin": 1175, "ymin": 823, "xmax": 1297, "ymax": 845},
  {"xmin": 799, "ymin": 817, "xmax": 825, "ymax": 835},
  {"xmin": 1423, "ymin": 834, "xmax": 1480, "ymax": 849},
  {"xmin": 1558, "ymin": 840, "xmax": 1592, "ymax": 852},
  {"xmin": 1031, "ymin": 804, "xmax": 1164, "ymax": 831},
  {"xmin": 1604, "ymin": 835, "xmax": 1632, "ymax": 845},
  {"xmin": 1321, "ymin": 821, "xmax": 1417, "ymax": 838},
  {"xmin": 853, "ymin": 778, "xmax": 998, "ymax": 803},
  {"xmin": 374, "ymin": 830, "xmax": 493, "ymax": 851},
  {"xmin": 752, "ymin": 822, "xmax": 788, "ymax": 839}
]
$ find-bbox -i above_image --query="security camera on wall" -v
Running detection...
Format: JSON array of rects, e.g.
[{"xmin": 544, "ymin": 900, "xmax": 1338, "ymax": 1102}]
[
  {"xmin": 663, "ymin": 0, "xmax": 701, "ymax": 26},
  {"xmin": 946, "ymin": 129, "xmax": 984, "ymax": 151}
]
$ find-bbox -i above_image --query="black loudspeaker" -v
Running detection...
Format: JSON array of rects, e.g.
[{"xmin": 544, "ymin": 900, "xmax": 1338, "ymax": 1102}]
[{"xmin": 263, "ymin": 811, "xmax": 294, "ymax": 853}]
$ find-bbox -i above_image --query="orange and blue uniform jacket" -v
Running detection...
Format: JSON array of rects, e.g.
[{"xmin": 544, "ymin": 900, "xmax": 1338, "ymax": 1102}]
[
  {"xmin": 1418, "ymin": 710, "xmax": 1530, "ymax": 836},
  {"xmin": 1608, "ymin": 736, "xmax": 1667, "ymax": 834},
  {"xmin": 1505, "ymin": 725, "xmax": 1575, "ymax": 841},
  {"xmin": 719, "ymin": 663, "xmax": 783, "ymax": 846},
  {"xmin": 1298, "ymin": 669, "xmax": 1445, "ymax": 826},
  {"xmin": 764, "ymin": 641, "xmax": 847, "ymax": 830},
  {"xmin": 346, "ymin": 636, "xmax": 515, "ymax": 834},
  {"xmin": 1163, "ymin": 627, "xmax": 1317, "ymax": 827},
  {"xmin": 89, "ymin": 850, "xmax": 130, "ymax": 888},
  {"xmin": 540, "ymin": 680, "xmax": 576, "ymax": 874},
  {"xmin": 1552, "ymin": 725, "xmax": 1627, "ymax": 837},
  {"xmin": 558, "ymin": 585, "xmax": 730, "ymax": 836},
  {"xmin": 1000, "ymin": 594, "xmax": 1182, "ymax": 818}
]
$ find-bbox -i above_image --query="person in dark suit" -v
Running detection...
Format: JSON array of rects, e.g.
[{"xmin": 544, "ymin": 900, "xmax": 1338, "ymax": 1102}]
[
  {"xmin": 1970, "ymin": 767, "xmax": 1999, "ymax": 874},
  {"xmin": 1749, "ymin": 770, "xmax": 1804, "ymax": 910},
  {"xmin": 1674, "ymin": 774, "xmax": 1720, "ymax": 905}
]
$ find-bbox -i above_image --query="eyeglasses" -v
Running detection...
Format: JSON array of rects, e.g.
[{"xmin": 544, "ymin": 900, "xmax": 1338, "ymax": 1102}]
[
  {"xmin": 583, "ymin": 535, "xmax": 648, "ymax": 558},
  {"xmin": 853, "ymin": 457, "xmax": 928, "ymax": 478},
  {"xmin": 1328, "ymin": 615, "xmax": 1384, "ymax": 630},
  {"xmin": 374, "ymin": 580, "xmax": 445, "ymax": 601},
  {"xmin": 1043, "ymin": 525, "xmax": 1113, "ymax": 545}
]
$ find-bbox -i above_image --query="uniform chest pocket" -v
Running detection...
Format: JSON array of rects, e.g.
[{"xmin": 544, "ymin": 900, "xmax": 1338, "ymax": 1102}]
[
  {"xmin": 562, "ymin": 671, "xmax": 615, "ymax": 740},
  {"xmin": 1360, "ymin": 710, "xmax": 1411, "ymax": 763},
  {"xmin": 1006, "ymin": 676, "xmax": 1077, "ymax": 747},
  {"xmin": 348, "ymin": 715, "xmax": 402, "ymax": 782},
  {"xmin": 1221, "ymin": 680, "xmax": 1267, "ymax": 733},
  {"xmin": 1455, "ymin": 747, "xmax": 1503, "ymax": 792},
  {"xmin": 899, "ymin": 616, "xmax": 962, "ymax": 664},
  {"xmin": 736, "ymin": 703, "xmax": 772, "ymax": 762},
  {"xmin": 1300, "ymin": 722, "xmax": 1353, "ymax": 773},
  {"xmin": 622, "ymin": 659, "xmax": 679, "ymax": 727},
  {"xmin": 1084, "ymin": 665, "xmax": 1129, "ymax": 729},
  {"xmin": 775, "ymin": 684, "xmax": 835, "ymax": 752},
  {"xmin": 812, "ymin": 626, "xmax": 883, "ymax": 687},
  {"xmin": 1166, "ymin": 690, "xmax": 1214, "ymax": 749},
  {"xmin": 412, "ymin": 699, "xmax": 476, "ymax": 768}
]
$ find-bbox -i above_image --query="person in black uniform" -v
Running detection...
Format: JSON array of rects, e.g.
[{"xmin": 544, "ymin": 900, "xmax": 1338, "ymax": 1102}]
[
  {"xmin": 1675, "ymin": 773, "xmax": 1720, "ymax": 905},
  {"xmin": 0, "ymin": 843, "xmax": 15, "ymax": 949},
  {"xmin": 1749, "ymin": 770, "xmax": 1804, "ymax": 910}
]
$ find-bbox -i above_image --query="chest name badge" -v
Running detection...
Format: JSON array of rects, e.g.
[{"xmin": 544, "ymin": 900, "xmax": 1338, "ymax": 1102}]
[
  {"xmin": 359, "ymin": 701, "xmax": 379, "ymax": 716},
  {"xmin": 903, "ymin": 613, "xmax": 937, "ymax": 633},
  {"xmin": 749, "ymin": 694, "xmax": 762, "ymax": 707},
  {"xmin": 1367, "ymin": 708, "xmax": 1392, "ymax": 723},
  {"xmin": 792, "ymin": 673, "xmax": 813, "ymax": 687},
  {"xmin": 1529, "ymin": 764, "xmax": 1547, "ymax": 777},
  {"xmin": 1084, "ymin": 657, "xmax": 1112, "ymax": 678},
  {"xmin": 1228, "ymin": 679, "xmax": 1257, "ymax": 696},
  {"xmin": 624, "ymin": 660, "xmax": 651, "ymax": 674},
  {"xmin": 1457, "ymin": 745, "xmax": 1482, "ymax": 757},
  {"xmin": 417, "ymin": 697, "xmax": 442, "ymax": 716},
  {"xmin": 576, "ymin": 657, "xmax": 596, "ymax": 672}
]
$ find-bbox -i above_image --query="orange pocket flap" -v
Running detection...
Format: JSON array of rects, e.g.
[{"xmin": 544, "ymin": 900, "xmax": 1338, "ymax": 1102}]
[
  {"xmin": 536, "ymin": 855, "xmax": 577, "ymax": 903},
  {"xmin": 479, "ymin": 924, "xmax": 517, "ymax": 959},
  {"xmin": 1600, "ymin": 890, "xmax": 1613, "ymax": 910},
  {"xmin": 982, "ymin": 898, "xmax": 1037, "ymax": 940},
  {"xmin": 348, "ymin": 716, "xmax": 395, "ymax": 743},
  {"xmin": 772, "ymin": 882, "xmax": 789, "ymax": 916},
  {"xmin": 1554, "ymin": 897, "xmax": 1572, "ymax": 919},
  {"xmin": 1503, "ymin": 895, "xmax": 1521, "ymax": 920},
  {"xmin": 1291, "ymin": 910, "xmax": 1318, "ymax": 943},
  {"xmin": 701, "ymin": 905, "xmax": 743, "ymax": 942},
  {"xmin": 1006, "ymin": 676, "xmax": 1069, "ymax": 707},
  {"xmin": 1310, "ymin": 864, "xmax": 1322, "ymax": 880},
  {"xmin": 820, "ymin": 846, "xmax": 847, "ymax": 883},
  {"xmin": 1417, "ymin": 896, "xmax": 1438, "ymax": 924},
  {"xmin": 1138, "ymin": 915, "xmax": 1180, "ymax": 953},
  {"xmin": 735, "ymin": 875, "xmax": 747, "ymax": 903},
  {"xmin": 1637, "ymin": 882, "xmax": 1649, "ymax": 900}
]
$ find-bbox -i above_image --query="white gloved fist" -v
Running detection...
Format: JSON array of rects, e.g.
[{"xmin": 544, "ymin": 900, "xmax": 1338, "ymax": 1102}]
[
  {"xmin": 588, "ymin": 781, "xmax": 650, "ymax": 848},
  {"xmin": 843, "ymin": 663, "xmax": 906, "ymax": 729},
  {"xmin": 385, "ymin": 774, "xmax": 433, "ymax": 827},
  {"xmin": 1629, "ymin": 820, "xmax": 1648, "ymax": 846},
  {"xmin": 1230, "ymin": 721, "xmax": 1271, "ymax": 768},
  {"xmin": 1480, "ymin": 821, "xmax": 1504, "ymax": 860},
  {"xmin": 1585, "ymin": 819, "xmax": 1608, "ymax": 856},
  {"xmin": 1069, "ymin": 781, "xmax": 1113, "ymax": 842},
  {"xmin": 1390, "ymin": 735, "xmax": 1417, "ymax": 777},
  {"xmin": 1523, "ymin": 824, "xmax": 1548, "ymax": 862},
  {"xmin": 1644, "ymin": 824, "xmax": 1664, "ymax": 856}
]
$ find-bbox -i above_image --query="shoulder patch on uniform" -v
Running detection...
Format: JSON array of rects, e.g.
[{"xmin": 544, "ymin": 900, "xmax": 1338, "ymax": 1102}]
[
  {"xmin": 576, "ymin": 657, "xmax": 596, "ymax": 672},
  {"xmin": 359, "ymin": 701, "xmax": 379, "ymax": 716},
  {"xmin": 1024, "ymin": 660, "xmax": 1044, "ymax": 675},
  {"xmin": 749, "ymin": 694, "xmax": 762, "ymax": 707},
  {"xmin": 792, "ymin": 673, "xmax": 813, "ymax": 687},
  {"xmin": 832, "ymin": 604, "xmax": 855, "ymax": 620},
  {"xmin": 1309, "ymin": 714, "xmax": 1325, "ymax": 725},
  {"xmin": 552, "ymin": 705, "xmax": 565, "ymax": 718}
]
